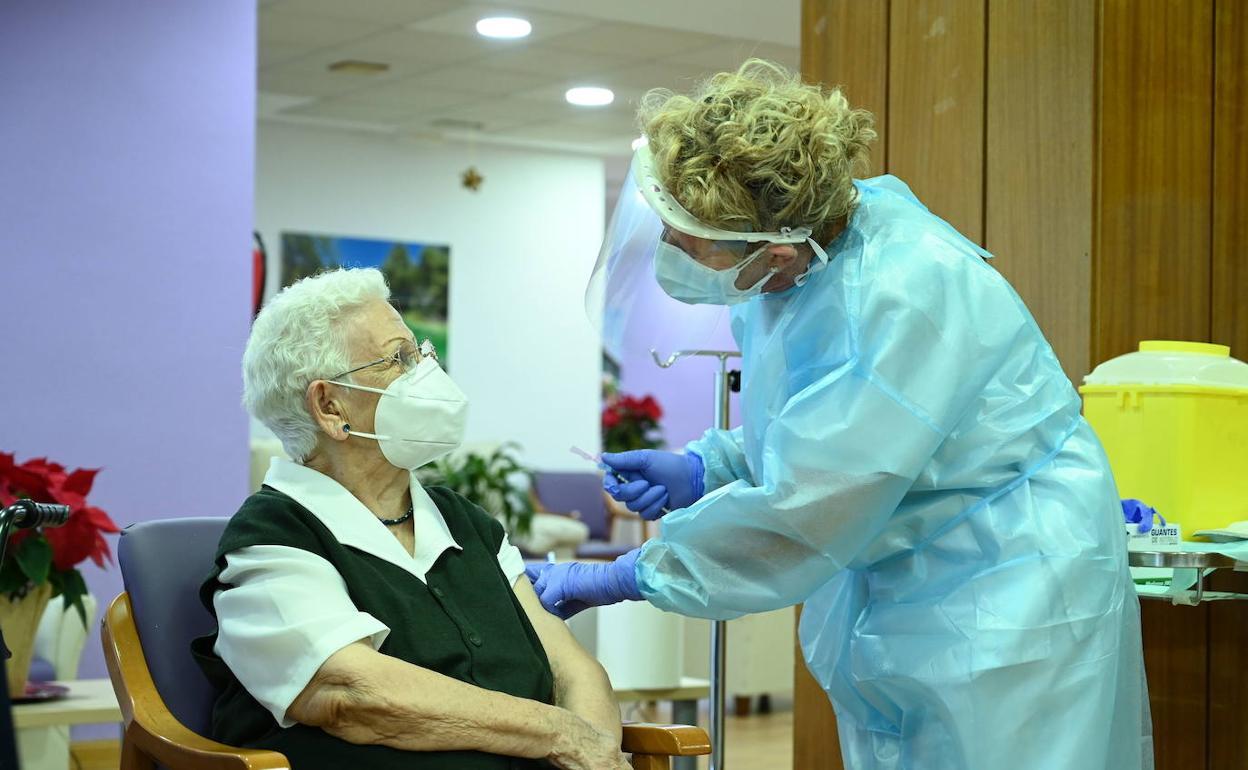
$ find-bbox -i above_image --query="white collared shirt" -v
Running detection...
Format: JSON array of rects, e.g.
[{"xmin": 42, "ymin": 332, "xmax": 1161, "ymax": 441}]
[{"xmin": 212, "ymin": 458, "xmax": 526, "ymax": 727}]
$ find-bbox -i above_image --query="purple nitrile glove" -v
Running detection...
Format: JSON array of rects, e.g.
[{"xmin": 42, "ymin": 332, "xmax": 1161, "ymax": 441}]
[
  {"xmin": 525, "ymin": 549, "xmax": 642, "ymax": 620},
  {"xmin": 1121, "ymin": 499, "xmax": 1165, "ymax": 534},
  {"xmin": 601, "ymin": 450, "xmax": 705, "ymax": 520}
]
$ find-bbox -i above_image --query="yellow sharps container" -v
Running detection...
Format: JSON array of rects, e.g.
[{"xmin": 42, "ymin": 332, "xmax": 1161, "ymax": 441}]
[{"xmin": 1080, "ymin": 341, "xmax": 1248, "ymax": 540}]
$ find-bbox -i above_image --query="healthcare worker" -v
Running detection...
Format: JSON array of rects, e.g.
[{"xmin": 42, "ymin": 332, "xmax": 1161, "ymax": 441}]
[{"xmin": 527, "ymin": 60, "xmax": 1152, "ymax": 770}]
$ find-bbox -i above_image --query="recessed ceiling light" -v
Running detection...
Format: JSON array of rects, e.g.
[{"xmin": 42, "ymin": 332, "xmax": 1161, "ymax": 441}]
[
  {"xmin": 566, "ymin": 86, "xmax": 614, "ymax": 107},
  {"xmin": 476, "ymin": 16, "xmax": 531, "ymax": 39}
]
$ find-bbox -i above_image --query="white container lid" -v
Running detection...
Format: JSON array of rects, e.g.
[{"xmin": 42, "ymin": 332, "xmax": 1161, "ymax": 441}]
[{"xmin": 1083, "ymin": 341, "xmax": 1248, "ymax": 389}]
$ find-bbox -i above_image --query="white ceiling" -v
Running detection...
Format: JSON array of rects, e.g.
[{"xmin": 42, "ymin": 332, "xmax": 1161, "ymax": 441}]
[{"xmin": 257, "ymin": 0, "xmax": 801, "ymax": 158}]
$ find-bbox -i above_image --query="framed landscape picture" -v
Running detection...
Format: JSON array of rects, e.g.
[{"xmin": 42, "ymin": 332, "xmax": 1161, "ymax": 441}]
[{"xmin": 281, "ymin": 232, "xmax": 451, "ymax": 367}]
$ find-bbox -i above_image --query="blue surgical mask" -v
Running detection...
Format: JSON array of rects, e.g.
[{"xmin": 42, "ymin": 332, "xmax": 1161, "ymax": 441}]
[{"xmin": 653, "ymin": 242, "xmax": 777, "ymax": 306}]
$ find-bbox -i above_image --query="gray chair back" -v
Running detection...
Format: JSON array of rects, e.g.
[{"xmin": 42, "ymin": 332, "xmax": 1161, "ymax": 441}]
[
  {"xmin": 532, "ymin": 471, "xmax": 610, "ymax": 540},
  {"xmin": 117, "ymin": 517, "xmax": 228, "ymax": 738}
]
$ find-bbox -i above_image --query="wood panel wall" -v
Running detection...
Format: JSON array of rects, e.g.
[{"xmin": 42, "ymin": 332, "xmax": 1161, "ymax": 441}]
[
  {"xmin": 1208, "ymin": 3, "xmax": 1248, "ymax": 768},
  {"xmin": 1212, "ymin": 0, "xmax": 1248, "ymax": 354},
  {"xmin": 985, "ymin": 0, "xmax": 1095, "ymax": 382},
  {"xmin": 1141, "ymin": 601, "xmax": 1211, "ymax": 769},
  {"xmin": 1094, "ymin": 0, "xmax": 1214, "ymax": 363},
  {"xmin": 799, "ymin": 0, "xmax": 889, "ymax": 175},
  {"xmin": 887, "ymin": 0, "xmax": 985, "ymax": 244},
  {"xmin": 793, "ymin": 606, "xmax": 843, "ymax": 770},
  {"xmin": 797, "ymin": 3, "xmax": 889, "ymax": 767},
  {"xmin": 1096, "ymin": 3, "xmax": 1217, "ymax": 767},
  {"xmin": 1209, "ymin": 574, "xmax": 1248, "ymax": 767},
  {"xmin": 800, "ymin": 1, "xmax": 1248, "ymax": 769}
]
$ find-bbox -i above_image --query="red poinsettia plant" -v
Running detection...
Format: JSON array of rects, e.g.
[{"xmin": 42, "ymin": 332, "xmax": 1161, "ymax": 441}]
[
  {"xmin": 0, "ymin": 452, "xmax": 120, "ymax": 626},
  {"xmin": 602, "ymin": 393, "xmax": 665, "ymax": 453}
]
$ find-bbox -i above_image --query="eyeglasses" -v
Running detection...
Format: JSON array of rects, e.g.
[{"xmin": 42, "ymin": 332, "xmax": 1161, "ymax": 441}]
[
  {"xmin": 661, "ymin": 227, "xmax": 759, "ymax": 263},
  {"xmin": 330, "ymin": 338, "xmax": 437, "ymax": 381}
]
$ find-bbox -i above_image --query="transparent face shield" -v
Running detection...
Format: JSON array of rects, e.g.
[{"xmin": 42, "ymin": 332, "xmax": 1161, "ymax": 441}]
[
  {"xmin": 586, "ymin": 143, "xmax": 830, "ymax": 359},
  {"xmin": 585, "ymin": 167, "xmax": 726, "ymax": 361}
]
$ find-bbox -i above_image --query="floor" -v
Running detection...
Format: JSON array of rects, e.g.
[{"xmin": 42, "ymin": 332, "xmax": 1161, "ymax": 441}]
[
  {"xmin": 696, "ymin": 707, "xmax": 793, "ymax": 770},
  {"xmin": 625, "ymin": 696, "xmax": 794, "ymax": 770}
]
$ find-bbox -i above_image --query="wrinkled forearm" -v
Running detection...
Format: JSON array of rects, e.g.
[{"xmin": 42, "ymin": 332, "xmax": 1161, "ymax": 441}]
[
  {"xmin": 553, "ymin": 656, "xmax": 622, "ymax": 744},
  {"xmin": 289, "ymin": 643, "xmax": 569, "ymax": 759}
]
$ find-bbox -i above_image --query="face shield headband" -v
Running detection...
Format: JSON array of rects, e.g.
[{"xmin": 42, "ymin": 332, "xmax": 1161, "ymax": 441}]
[
  {"xmin": 585, "ymin": 142, "xmax": 832, "ymax": 358},
  {"xmin": 631, "ymin": 142, "xmax": 831, "ymax": 277}
]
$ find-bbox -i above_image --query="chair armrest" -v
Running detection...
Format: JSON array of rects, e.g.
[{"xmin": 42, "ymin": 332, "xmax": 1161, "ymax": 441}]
[
  {"xmin": 604, "ymin": 494, "xmax": 656, "ymax": 543},
  {"xmin": 102, "ymin": 593, "xmax": 291, "ymax": 770},
  {"xmin": 541, "ymin": 509, "xmax": 583, "ymax": 521},
  {"xmin": 606, "ymin": 500, "xmax": 643, "ymax": 523},
  {"xmin": 620, "ymin": 723, "xmax": 711, "ymax": 757}
]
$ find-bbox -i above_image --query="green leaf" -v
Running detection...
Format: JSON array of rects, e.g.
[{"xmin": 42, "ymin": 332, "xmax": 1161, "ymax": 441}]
[
  {"xmin": 14, "ymin": 536, "xmax": 52, "ymax": 585},
  {"xmin": 50, "ymin": 569, "xmax": 89, "ymax": 628},
  {"xmin": 0, "ymin": 556, "xmax": 27, "ymax": 597},
  {"xmin": 423, "ymin": 445, "xmax": 537, "ymax": 535}
]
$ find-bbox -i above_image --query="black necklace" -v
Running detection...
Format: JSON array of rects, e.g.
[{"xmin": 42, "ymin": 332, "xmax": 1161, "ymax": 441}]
[{"xmin": 378, "ymin": 502, "xmax": 414, "ymax": 527}]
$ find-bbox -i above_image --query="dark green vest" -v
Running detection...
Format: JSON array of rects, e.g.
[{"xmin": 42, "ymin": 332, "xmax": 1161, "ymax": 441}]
[{"xmin": 192, "ymin": 486, "xmax": 555, "ymax": 770}]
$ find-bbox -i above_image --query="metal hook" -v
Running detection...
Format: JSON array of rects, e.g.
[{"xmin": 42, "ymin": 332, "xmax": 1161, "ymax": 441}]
[{"xmin": 650, "ymin": 349, "xmax": 742, "ymax": 368}]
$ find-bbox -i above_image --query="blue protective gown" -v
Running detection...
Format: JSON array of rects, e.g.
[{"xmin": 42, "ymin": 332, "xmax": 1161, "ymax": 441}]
[{"xmin": 635, "ymin": 176, "xmax": 1153, "ymax": 770}]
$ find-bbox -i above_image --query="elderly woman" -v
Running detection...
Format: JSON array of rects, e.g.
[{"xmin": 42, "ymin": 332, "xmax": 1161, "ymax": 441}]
[{"xmin": 192, "ymin": 268, "xmax": 627, "ymax": 770}]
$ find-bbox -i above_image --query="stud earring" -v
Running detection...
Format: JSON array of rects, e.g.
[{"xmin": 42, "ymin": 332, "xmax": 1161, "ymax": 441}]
[{"xmin": 342, "ymin": 424, "xmax": 351, "ymax": 434}]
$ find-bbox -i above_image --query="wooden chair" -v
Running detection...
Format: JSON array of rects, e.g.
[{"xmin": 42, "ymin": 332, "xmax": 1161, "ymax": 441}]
[{"xmin": 102, "ymin": 517, "xmax": 708, "ymax": 770}]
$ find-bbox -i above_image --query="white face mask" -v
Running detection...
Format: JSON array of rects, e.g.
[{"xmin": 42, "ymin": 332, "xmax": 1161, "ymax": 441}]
[
  {"xmin": 652, "ymin": 242, "xmax": 778, "ymax": 306},
  {"xmin": 331, "ymin": 358, "xmax": 468, "ymax": 471}
]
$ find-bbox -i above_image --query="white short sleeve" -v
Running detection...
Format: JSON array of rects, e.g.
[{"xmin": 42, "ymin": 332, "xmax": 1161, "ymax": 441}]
[
  {"xmin": 213, "ymin": 544, "xmax": 390, "ymax": 727},
  {"xmin": 497, "ymin": 533, "xmax": 526, "ymax": 586}
]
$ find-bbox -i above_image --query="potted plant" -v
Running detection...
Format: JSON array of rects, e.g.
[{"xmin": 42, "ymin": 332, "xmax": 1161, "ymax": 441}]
[
  {"xmin": 602, "ymin": 392, "xmax": 665, "ymax": 453},
  {"xmin": 0, "ymin": 452, "xmax": 120, "ymax": 696},
  {"xmin": 418, "ymin": 443, "xmax": 535, "ymax": 536}
]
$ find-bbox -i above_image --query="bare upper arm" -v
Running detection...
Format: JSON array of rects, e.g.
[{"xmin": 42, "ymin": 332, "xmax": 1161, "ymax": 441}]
[{"xmin": 511, "ymin": 575, "xmax": 604, "ymax": 683}]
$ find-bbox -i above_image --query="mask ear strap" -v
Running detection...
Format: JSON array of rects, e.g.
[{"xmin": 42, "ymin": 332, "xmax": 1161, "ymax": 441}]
[
  {"xmin": 343, "ymin": 428, "xmax": 391, "ymax": 441},
  {"xmin": 807, "ymin": 237, "xmax": 830, "ymax": 266},
  {"xmin": 739, "ymin": 244, "xmax": 771, "ymax": 268},
  {"xmin": 330, "ymin": 379, "xmax": 387, "ymax": 396},
  {"xmin": 792, "ymin": 238, "xmax": 831, "ymax": 288},
  {"xmin": 327, "ymin": 380, "xmax": 392, "ymax": 441}
]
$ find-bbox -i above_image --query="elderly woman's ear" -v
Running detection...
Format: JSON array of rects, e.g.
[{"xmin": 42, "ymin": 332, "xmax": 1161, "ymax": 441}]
[{"xmin": 306, "ymin": 380, "xmax": 351, "ymax": 442}]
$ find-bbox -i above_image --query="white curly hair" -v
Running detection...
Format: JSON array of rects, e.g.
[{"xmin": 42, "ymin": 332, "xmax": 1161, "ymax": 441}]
[{"xmin": 243, "ymin": 268, "xmax": 391, "ymax": 461}]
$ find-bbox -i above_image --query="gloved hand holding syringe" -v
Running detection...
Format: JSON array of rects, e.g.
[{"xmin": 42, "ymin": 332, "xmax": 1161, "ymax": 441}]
[
  {"xmin": 568, "ymin": 445, "xmax": 627, "ymax": 492},
  {"xmin": 569, "ymin": 446, "xmax": 705, "ymax": 521}
]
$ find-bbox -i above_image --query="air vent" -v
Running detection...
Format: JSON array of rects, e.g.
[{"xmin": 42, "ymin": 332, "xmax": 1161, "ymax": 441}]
[
  {"xmin": 327, "ymin": 60, "xmax": 390, "ymax": 74},
  {"xmin": 431, "ymin": 118, "xmax": 486, "ymax": 132}
]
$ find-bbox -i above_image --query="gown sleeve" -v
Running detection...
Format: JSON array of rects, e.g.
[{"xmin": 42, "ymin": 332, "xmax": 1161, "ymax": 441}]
[
  {"xmin": 687, "ymin": 426, "xmax": 752, "ymax": 492},
  {"xmin": 636, "ymin": 236, "xmax": 1024, "ymax": 619}
]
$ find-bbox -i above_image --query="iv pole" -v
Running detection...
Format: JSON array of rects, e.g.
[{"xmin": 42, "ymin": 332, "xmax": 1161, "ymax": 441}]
[
  {"xmin": 0, "ymin": 500, "xmax": 73, "ymax": 770},
  {"xmin": 652, "ymin": 348, "xmax": 741, "ymax": 770}
]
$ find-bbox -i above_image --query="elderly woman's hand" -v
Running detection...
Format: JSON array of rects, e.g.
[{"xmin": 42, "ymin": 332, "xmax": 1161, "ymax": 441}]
[{"xmin": 548, "ymin": 711, "xmax": 630, "ymax": 770}]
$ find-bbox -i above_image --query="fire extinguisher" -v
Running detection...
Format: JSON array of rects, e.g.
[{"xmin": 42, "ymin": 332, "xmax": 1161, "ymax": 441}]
[{"xmin": 252, "ymin": 231, "xmax": 267, "ymax": 319}]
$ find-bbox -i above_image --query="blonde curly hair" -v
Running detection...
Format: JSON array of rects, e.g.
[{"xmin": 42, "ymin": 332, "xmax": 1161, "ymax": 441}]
[{"xmin": 638, "ymin": 59, "xmax": 876, "ymax": 244}]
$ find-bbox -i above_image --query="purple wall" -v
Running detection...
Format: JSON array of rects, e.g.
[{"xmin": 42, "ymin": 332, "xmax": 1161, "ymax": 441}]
[
  {"xmin": 0, "ymin": 1, "xmax": 255, "ymax": 736},
  {"xmin": 609, "ymin": 275, "xmax": 742, "ymax": 450},
  {"xmin": 618, "ymin": 340, "xmax": 742, "ymax": 449}
]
